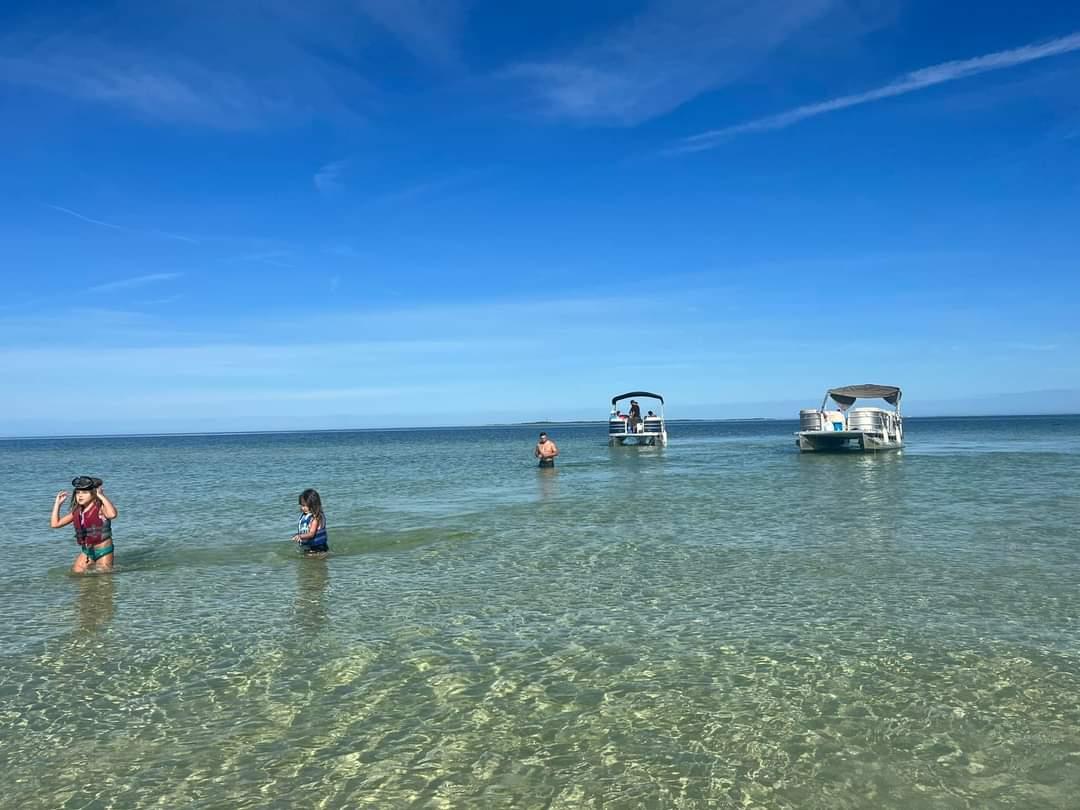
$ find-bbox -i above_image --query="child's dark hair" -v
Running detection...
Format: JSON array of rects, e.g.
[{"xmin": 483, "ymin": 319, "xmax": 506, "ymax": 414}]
[{"xmin": 299, "ymin": 489, "xmax": 324, "ymax": 522}]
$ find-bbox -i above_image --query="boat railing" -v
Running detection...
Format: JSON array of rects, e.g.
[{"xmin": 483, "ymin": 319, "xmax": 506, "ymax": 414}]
[
  {"xmin": 799, "ymin": 406, "xmax": 900, "ymax": 434},
  {"xmin": 609, "ymin": 417, "xmax": 664, "ymax": 435}
]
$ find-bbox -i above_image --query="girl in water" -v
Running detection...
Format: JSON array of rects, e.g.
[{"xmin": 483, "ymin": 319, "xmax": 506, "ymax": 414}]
[
  {"xmin": 50, "ymin": 476, "xmax": 118, "ymax": 573},
  {"xmin": 292, "ymin": 489, "xmax": 329, "ymax": 555}
]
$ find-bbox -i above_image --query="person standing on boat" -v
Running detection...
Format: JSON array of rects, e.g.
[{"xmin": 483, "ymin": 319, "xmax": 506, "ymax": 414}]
[
  {"xmin": 534, "ymin": 432, "xmax": 559, "ymax": 467},
  {"xmin": 628, "ymin": 400, "xmax": 642, "ymax": 433}
]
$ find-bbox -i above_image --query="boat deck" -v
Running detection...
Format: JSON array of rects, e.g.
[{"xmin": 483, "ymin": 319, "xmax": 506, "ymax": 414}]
[
  {"xmin": 796, "ymin": 428, "xmax": 901, "ymax": 452},
  {"xmin": 797, "ymin": 430, "xmax": 877, "ymax": 440}
]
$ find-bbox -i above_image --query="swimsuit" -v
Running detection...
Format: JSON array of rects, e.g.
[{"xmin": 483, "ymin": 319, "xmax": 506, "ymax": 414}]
[
  {"xmin": 538, "ymin": 457, "xmax": 555, "ymax": 468},
  {"xmin": 298, "ymin": 513, "xmax": 329, "ymax": 553},
  {"xmin": 81, "ymin": 541, "xmax": 114, "ymax": 561},
  {"xmin": 73, "ymin": 503, "xmax": 114, "ymax": 561}
]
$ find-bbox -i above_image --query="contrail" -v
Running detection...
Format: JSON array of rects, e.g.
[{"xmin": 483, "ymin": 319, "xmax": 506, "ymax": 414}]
[
  {"xmin": 47, "ymin": 204, "xmax": 127, "ymax": 231},
  {"xmin": 672, "ymin": 31, "xmax": 1080, "ymax": 153},
  {"xmin": 47, "ymin": 203, "xmax": 199, "ymax": 244}
]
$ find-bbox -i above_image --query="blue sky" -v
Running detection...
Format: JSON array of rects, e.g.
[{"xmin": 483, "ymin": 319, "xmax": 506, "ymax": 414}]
[{"xmin": 2, "ymin": 1, "xmax": 1079, "ymax": 434}]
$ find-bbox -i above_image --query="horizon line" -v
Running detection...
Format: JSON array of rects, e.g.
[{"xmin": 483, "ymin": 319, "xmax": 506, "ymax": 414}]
[{"xmin": 2, "ymin": 412, "xmax": 1078, "ymax": 441}]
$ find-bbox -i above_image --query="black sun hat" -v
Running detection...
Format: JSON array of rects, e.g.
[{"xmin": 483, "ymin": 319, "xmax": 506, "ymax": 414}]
[{"xmin": 72, "ymin": 476, "xmax": 103, "ymax": 491}]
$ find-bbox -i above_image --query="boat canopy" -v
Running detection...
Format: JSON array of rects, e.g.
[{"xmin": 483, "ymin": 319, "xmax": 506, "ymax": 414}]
[
  {"xmin": 611, "ymin": 391, "xmax": 664, "ymax": 406},
  {"xmin": 827, "ymin": 384, "xmax": 902, "ymax": 407}
]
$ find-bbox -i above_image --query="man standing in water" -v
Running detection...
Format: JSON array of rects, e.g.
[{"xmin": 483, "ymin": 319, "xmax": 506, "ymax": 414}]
[{"xmin": 534, "ymin": 432, "xmax": 559, "ymax": 467}]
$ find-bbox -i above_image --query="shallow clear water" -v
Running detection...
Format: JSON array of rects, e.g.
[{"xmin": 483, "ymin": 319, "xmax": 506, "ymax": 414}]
[{"xmin": 2, "ymin": 417, "xmax": 1079, "ymax": 808}]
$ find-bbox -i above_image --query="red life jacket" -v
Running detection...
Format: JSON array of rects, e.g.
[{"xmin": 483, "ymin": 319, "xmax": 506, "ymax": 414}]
[{"xmin": 73, "ymin": 502, "xmax": 112, "ymax": 547}]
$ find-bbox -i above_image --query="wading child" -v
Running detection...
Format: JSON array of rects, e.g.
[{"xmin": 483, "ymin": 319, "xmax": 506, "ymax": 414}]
[
  {"xmin": 50, "ymin": 476, "xmax": 118, "ymax": 573},
  {"xmin": 292, "ymin": 488, "xmax": 329, "ymax": 555}
]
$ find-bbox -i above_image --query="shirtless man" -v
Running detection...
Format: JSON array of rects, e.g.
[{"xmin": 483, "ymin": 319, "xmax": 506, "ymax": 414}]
[{"xmin": 534, "ymin": 432, "xmax": 559, "ymax": 467}]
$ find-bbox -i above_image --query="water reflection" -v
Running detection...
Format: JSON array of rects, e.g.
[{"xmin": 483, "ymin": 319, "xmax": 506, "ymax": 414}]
[
  {"xmin": 850, "ymin": 453, "xmax": 906, "ymax": 543},
  {"xmin": 537, "ymin": 466, "xmax": 559, "ymax": 500},
  {"xmin": 607, "ymin": 445, "xmax": 665, "ymax": 475},
  {"xmin": 76, "ymin": 574, "xmax": 115, "ymax": 633},
  {"xmin": 851, "ymin": 452, "xmax": 904, "ymax": 494},
  {"xmin": 795, "ymin": 451, "xmax": 907, "ymax": 545},
  {"xmin": 294, "ymin": 557, "xmax": 330, "ymax": 632}
]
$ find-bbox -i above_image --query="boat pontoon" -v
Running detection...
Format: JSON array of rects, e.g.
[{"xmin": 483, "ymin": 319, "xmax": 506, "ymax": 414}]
[
  {"xmin": 609, "ymin": 391, "xmax": 667, "ymax": 447},
  {"xmin": 796, "ymin": 384, "xmax": 903, "ymax": 452}
]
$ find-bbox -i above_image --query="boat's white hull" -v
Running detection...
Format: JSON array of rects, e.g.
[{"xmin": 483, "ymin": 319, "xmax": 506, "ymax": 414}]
[
  {"xmin": 609, "ymin": 432, "xmax": 667, "ymax": 447},
  {"xmin": 796, "ymin": 429, "xmax": 902, "ymax": 452}
]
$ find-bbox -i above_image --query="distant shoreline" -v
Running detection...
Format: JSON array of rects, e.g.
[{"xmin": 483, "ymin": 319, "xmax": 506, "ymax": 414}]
[{"xmin": 2, "ymin": 413, "xmax": 1078, "ymax": 441}]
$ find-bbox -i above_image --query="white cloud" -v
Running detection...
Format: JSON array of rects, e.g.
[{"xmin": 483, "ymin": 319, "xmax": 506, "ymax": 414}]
[
  {"xmin": 503, "ymin": 0, "xmax": 837, "ymax": 125},
  {"xmin": 354, "ymin": 0, "xmax": 471, "ymax": 67},
  {"xmin": 324, "ymin": 244, "xmax": 363, "ymax": 258},
  {"xmin": 87, "ymin": 273, "xmax": 183, "ymax": 293},
  {"xmin": 0, "ymin": 340, "xmax": 474, "ymax": 377},
  {"xmin": 0, "ymin": 2, "xmax": 471, "ymax": 129},
  {"xmin": 314, "ymin": 158, "xmax": 350, "ymax": 194},
  {"xmin": 1006, "ymin": 343, "xmax": 1060, "ymax": 352},
  {"xmin": 673, "ymin": 30, "xmax": 1080, "ymax": 152},
  {"xmin": 228, "ymin": 251, "xmax": 296, "ymax": 269},
  {"xmin": 1, "ymin": 39, "xmax": 296, "ymax": 129}
]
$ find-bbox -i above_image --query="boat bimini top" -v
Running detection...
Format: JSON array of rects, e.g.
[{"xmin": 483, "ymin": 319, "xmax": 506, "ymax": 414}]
[
  {"xmin": 611, "ymin": 391, "xmax": 665, "ymax": 406},
  {"xmin": 822, "ymin": 384, "xmax": 902, "ymax": 412}
]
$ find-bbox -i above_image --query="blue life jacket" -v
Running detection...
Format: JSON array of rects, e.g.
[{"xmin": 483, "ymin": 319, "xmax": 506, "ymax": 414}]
[{"xmin": 298, "ymin": 513, "xmax": 328, "ymax": 548}]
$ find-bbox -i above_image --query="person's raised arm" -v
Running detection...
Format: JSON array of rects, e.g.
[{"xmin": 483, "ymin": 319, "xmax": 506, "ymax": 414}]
[
  {"xmin": 50, "ymin": 491, "xmax": 73, "ymax": 528},
  {"xmin": 96, "ymin": 486, "xmax": 118, "ymax": 519}
]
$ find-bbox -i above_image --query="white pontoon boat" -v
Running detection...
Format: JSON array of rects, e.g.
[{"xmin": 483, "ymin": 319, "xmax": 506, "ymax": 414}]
[
  {"xmin": 609, "ymin": 391, "xmax": 667, "ymax": 447},
  {"xmin": 796, "ymin": 384, "xmax": 903, "ymax": 452}
]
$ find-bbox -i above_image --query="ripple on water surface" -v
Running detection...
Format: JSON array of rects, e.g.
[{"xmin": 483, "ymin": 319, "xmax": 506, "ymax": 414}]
[{"xmin": 1, "ymin": 417, "xmax": 1079, "ymax": 808}]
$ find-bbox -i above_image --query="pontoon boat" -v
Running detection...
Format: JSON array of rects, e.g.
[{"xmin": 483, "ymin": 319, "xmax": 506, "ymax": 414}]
[
  {"xmin": 609, "ymin": 391, "xmax": 667, "ymax": 446},
  {"xmin": 796, "ymin": 384, "xmax": 903, "ymax": 452}
]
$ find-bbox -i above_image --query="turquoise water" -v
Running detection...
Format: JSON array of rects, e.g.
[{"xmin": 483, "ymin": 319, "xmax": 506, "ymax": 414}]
[{"xmin": 2, "ymin": 416, "xmax": 1079, "ymax": 808}]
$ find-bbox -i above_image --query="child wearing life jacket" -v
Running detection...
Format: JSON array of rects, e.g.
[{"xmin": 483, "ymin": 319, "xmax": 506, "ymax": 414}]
[
  {"xmin": 50, "ymin": 476, "xmax": 118, "ymax": 573},
  {"xmin": 292, "ymin": 489, "xmax": 329, "ymax": 555}
]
